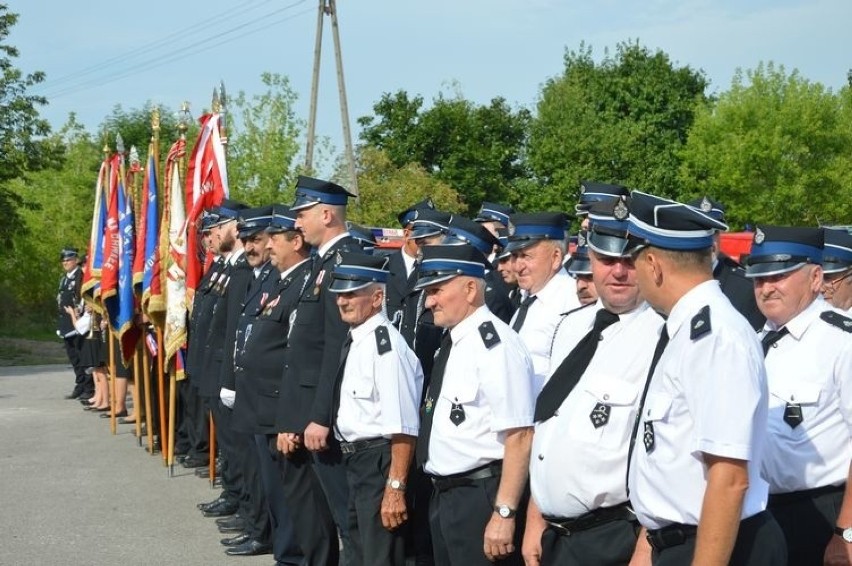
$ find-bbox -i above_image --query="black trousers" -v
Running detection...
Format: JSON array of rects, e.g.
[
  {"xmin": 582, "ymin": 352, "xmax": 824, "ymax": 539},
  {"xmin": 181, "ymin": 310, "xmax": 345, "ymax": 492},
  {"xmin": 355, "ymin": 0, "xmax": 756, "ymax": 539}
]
[
  {"xmin": 233, "ymin": 430, "xmax": 270, "ymax": 543},
  {"xmin": 769, "ymin": 485, "xmax": 843, "ymax": 566},
  {"xmin": 181, "ymin": 382, "xmax": 209, "ymax": 462},
  {"xmin": 63, "ymin": 335, "xmax": 92, "ymax": 396},
  {"xmin": 313, "ymin": 437, "xmax": 353, "ymax": 565},
  {"xmin": 651, "ymin": 510, "xmax": 787, "ymax": 565},
  {"xmin": 429, "ymin": 474, "xmax": 525, "ymax": 566},
  {"xmin": 278, "ymin": 446, "xmax": 340, "ymax": 565},
  {"xmin": 343, "ymin": 443, "xmax": 406, "ymax": 566},
  {"xmin": 208, "ymin": 397, "xmax": 241, "ymax": 503},
  {"xmin": 255, "ymin": 435, "xmax": 302, "ymax": 564},
  {"xmin": 540, "ymin": 517, "xmax": 639, "ymax": 566}
]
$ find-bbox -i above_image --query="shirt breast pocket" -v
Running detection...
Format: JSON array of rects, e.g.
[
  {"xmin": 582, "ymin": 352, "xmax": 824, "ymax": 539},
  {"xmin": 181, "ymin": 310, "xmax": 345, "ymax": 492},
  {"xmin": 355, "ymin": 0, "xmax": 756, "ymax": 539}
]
[
  {"xmin": 580, "ymin": 377, "xmax": 639, "ymax": 449},
  {"xmin": 641, "ymin": 393, "xmax": 672, "ymax": 446},
  {"xmin": 441, "ymin": 379, "xmax": 479, "ymax": 408}
]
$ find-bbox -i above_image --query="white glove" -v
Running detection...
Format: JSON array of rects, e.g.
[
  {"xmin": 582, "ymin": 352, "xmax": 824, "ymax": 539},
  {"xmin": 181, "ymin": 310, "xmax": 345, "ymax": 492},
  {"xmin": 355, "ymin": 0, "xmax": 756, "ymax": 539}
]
[{"xmin": 219, "ymin": 387, "xmax": 236, "ymax": 409}]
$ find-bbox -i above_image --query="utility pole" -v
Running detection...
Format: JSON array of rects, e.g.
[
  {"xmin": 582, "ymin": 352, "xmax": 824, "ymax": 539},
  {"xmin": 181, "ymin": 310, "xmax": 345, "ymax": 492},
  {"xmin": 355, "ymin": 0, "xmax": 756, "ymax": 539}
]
[{"xmin": 304, "ymin": 0, "xmax": 359, "ymax": 198}]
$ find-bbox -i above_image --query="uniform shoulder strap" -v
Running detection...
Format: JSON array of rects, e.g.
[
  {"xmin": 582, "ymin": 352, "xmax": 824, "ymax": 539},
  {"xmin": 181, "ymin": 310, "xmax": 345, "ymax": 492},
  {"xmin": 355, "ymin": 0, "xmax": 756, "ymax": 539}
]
[
  {"xmin": 478, "ymin": 321, "xmax": 501, "ymax": 349},
  {"xmin": 820, "ymin": 310, "xmax": 852, "ymax": 333},
  {"xmin": 375, "ymin": 325, "xmax": 393, "ymax": 354},
  {"xmin": 690, "ymin": 305, "xmax": 712, "ymax": 340}
]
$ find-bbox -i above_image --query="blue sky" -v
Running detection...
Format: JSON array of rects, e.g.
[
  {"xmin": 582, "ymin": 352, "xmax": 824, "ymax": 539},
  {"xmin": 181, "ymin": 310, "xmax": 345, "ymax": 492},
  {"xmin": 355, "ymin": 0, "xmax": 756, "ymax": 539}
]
[{"xmin": 13, "ymin": 0, "xmax": 852, "ymax": 163}]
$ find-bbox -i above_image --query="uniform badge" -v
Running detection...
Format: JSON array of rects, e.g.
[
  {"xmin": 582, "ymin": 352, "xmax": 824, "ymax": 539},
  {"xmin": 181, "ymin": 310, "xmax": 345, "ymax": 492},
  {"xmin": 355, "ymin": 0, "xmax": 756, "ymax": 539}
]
[
  {"xmin": 375, "ymin": 326, "xmax": 392, "ymax": 355},
  {"xmin": 820, "ymin": 311, "xmax": 852, "ymax": 333},
  {"xmin": 449, "ymin": 400, "xmax": 466, "ymax": 426},
  {"xmin": 314, "ymin": 270, "xmax": 325, "ymax": 295},
  {"xmin": 754, "ymin": 228, "xmax": 765, "ymax": 245},
  {"xmin": 700, "ymin": 196, "xmax": 712, "ymax": 213},
  {"xmin": 643, "ymin": 421, "xmax": 655, "ymax": 453},
  {"xmin": 613, "ymin": 197, "xmax": 629, "ymax": 221},
  {"xmin": 690, "ymin": 305, "xmax": 711, "ymax": 340},
  {"xmin": 335, "ymin": 252, "xmax": 343, "ymax": 265},
  {"xmin": 478, "ymin": 321, "xmax": 501, "ymax": 349},
  {"xmin": 589, "ymin": 403, "xmax": 610, "ymax": 428},
  {"xmin": 577, "ymin": 231, "xmax": 587, "ymax": 247},
  {"xmin": 287, "ymin": 310, "xmax": 298, "ymax": 338},
  {"xmin": 424, "ymin": 394, "xmax": 434, "ymax": 415},
  {"xmin": 579, "ymin": 183, "xmax": 587, "ymax": 195}
]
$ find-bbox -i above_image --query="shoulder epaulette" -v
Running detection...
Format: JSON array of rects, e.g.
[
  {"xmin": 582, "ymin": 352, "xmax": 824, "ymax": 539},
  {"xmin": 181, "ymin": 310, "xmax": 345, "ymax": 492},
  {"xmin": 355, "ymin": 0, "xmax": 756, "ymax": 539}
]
[
  {"xmin": 375, "ymin": 326, "xmax": 392, "ymax": 354},
  {"xmin": 479, "ymin": 321, "xmax": 501, "ymax": 349},
  {"xmin": 820, "ymin": 311, "xmax": 852, "ymax": 333},
  {"xmin": 690, "ymin": 305, "xmax": 712, "ymax": 340}
]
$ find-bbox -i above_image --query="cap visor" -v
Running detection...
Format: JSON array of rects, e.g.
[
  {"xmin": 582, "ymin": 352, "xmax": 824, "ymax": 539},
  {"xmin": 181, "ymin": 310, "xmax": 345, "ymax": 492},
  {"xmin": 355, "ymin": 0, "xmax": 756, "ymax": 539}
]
[
  {"xmin": 412, "ymin": 273, "xmax": 459, "ymax": 292},
  {"xmin": 821, "ymin": 261, "xmax": 852, "ymax": 275},
  {"xmin": 744, "ymin": 261, "xmax": 806, "ymax": 278},
  {"xmin": 567, "ymin": 258, "xmax": 591, "ymax": 275},
  {"xmin": 587, "ymin": 233, "xmax": 630, "ymax": 257},
  {"xmin": 289, "ymin": 197, "xmax": 319, "ymax": 212},
  {"xmin": 328, "ymin": 278, "xmax": 374, "ymax": 293},
  {"xmin": 503, "ymin": 238, "xmax": 541, "ymax": 254}
]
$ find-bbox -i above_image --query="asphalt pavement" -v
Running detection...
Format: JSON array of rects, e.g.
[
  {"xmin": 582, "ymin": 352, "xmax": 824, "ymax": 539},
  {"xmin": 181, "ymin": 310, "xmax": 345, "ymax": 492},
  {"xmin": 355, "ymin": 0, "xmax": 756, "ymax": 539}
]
[{"xmin": 0, "ymin": 364, "xmax": 272, "ymax": 566}]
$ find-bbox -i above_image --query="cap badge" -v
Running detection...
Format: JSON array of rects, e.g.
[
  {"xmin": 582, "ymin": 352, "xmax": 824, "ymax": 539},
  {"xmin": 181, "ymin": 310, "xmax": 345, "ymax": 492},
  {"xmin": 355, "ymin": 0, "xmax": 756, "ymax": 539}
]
[
  {"xmin": 754, "ymin": 228, "xmax": 765, "ymax": 245},
  {"xmin": 700, "ymin": 196, "xmax": 712, "ymax": 212},
  {"xmin": 613, "ymin": 198, "xmax": 629, "ymax": 221},
  {"xmin": 577, "ymin": 232, "xmax": 587, "ymax": 247},
  {"xmin": 579, "ymin": 184, "xmax": 586, "ymax": 195}
]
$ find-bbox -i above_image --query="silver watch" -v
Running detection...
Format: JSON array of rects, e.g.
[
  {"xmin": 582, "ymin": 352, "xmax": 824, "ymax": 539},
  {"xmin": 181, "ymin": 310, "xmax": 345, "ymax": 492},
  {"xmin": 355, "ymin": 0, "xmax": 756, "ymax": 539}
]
[
  {"xmin": 835, "ymin": 526, "xmax": 852, "ymax": 543},
  {"xmin": 494, "ymin": 504, "xmax": 516, "ymax": 519},
  {"xmin": 386, "ymin": 478, "xmax": 406, "ymax": 491}
]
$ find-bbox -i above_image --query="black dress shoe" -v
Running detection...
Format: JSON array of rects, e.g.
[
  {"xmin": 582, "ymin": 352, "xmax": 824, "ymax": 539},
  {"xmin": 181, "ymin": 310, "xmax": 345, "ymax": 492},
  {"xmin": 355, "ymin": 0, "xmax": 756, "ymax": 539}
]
[
  {"xmin": 197, "ymin": 496, "xmax": 227, "ymax": 511},
  {"xmin": 216, "ymin": 515, "xmax": 245, "ymax": 533},
  {"xmin": 181, "ymin": 456, "xmax": 209, "ymax": 469},
  {"xmin": 220, "ymin": 532, "xmax": 250, "ymax": 547},
  {"xmin": 224, "ymin": 539, "xmax": 272, "ymax": 556},
  {"xmin": 215, "ymin": 513, "xmax": 241, "ymax": 526},
  {"xmin": 65, "ymin": 391, "xmax": 82, "ymax": 400},
  {"xmin": 202, "ymin": 500, "xmax": 238, "ymax": 518}
]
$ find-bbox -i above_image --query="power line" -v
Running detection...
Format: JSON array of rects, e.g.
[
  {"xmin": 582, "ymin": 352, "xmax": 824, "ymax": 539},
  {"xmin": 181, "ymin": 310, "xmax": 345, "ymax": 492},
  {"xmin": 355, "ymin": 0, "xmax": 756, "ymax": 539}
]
[{"xmin": 36, "ymin": 0, "xmax": 311, "ymax": 100}]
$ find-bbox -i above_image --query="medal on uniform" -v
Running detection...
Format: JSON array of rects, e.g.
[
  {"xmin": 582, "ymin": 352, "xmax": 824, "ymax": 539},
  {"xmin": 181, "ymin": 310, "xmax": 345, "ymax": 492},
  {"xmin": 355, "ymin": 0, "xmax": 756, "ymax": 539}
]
[
  {"xmin": 643, "ymin": 421, "xmax": 655, "ymax": 453},
  {"xmin": 314, "ymin": 270, "xmax": 325, "ymax": 295},
  {"xmin": 783, "ymin": 401, "xmax": 803, "ymax": 429},
  {"xmin": 589, "ymin": 403, "xmax": 610, "ymax": 428},
  {"xmin": 449, "ymin": 400, "xmax": 466, "ymax": 426}
]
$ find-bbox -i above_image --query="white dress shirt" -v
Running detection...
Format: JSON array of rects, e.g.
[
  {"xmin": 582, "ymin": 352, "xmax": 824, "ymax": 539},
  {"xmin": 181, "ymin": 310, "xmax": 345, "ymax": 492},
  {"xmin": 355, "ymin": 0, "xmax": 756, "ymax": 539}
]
[
  {"xmin": 628, "ymin": 280, "xmax": 770, "ymax": 530},
  {"xmin": 531, "ymin": 301, "xmax": 663, "ymax": 518},
  {"xmin": 335, "ymin": 312, "xmax": 424, "ymax": 442},
  {"xmin": 761, "ymin": 297, "xmax": 852, "ymax": 493},
  {"xmin": 511, "ymin": 269, "xmax": 581, "ymax": 392},
  {"xmin": 424, "ymin": 306, "xmax": 535, "ymax": 476}
]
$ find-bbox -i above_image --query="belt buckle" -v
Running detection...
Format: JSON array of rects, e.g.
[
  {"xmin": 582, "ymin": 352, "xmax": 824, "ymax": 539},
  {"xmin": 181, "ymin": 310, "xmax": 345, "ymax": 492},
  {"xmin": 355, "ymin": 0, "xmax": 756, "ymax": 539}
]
[
  {"xmin": 341, "ymin": 443, "xmax": 355, "ymax": 454},
  {"xmin": 548, "ymin": 521, "xmax": 573, "ymax": 537}
]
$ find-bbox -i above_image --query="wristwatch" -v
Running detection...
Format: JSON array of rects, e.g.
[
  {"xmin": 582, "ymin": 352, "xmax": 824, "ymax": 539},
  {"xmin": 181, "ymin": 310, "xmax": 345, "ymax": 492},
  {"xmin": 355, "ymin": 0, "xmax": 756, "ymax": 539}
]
[
  {"xmin": 494, "ymin": 504, "xmax": 516, "ymax": 519},
  {"xmin": 835, "ymin": 526, "xmax": 852, "ymax": 543},
  {"xmin": 386, "ymin": 478, "xmax": 406, "ymax": 491}
]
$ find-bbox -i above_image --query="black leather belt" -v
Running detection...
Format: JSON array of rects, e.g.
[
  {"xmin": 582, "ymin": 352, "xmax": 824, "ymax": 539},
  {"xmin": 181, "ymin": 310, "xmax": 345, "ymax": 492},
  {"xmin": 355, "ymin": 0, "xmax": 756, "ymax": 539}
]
[
  {"xmin": 340, "ymin": 437, "xmax": 389, "ymax": 454},
  {"xmin": 430, "ymin": 461, "xmax": 503, "ymax": 492},
  {"xmin": 768, "ymin": 483, "xmax": 845, "ymax": 506},
  {"xmin": 646, "ymin": 522, "xmax": 697, "ymax": 551},
  {"xmin": 543, "ymin": 502, "xmax": 635, "ymax": 536}
]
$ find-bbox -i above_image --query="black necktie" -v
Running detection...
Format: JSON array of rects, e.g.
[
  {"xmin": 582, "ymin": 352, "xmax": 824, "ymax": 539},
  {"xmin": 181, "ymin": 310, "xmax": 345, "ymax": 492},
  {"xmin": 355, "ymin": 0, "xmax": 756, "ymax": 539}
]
[
  {"xmin": 416, "ymin": 332, "xmax": 452, "ymax": 469},
  {"xmin": 761, "ymin": 327, "xmax": 789, "ymax": 356},
  {"xmin": 534, "ymin": 309, "xmax": 620, "ymax": 422},
  {"xmin": 512, "ymin": 295, "xmax": 537, "ymax": 332},
  {"xmin": 626, "ymin": 324, "xmax": 670, "ymax": 495},
  {"xmin": 760, "ymin": 328, "xmax": 801, "ymax": 428},
  {"xmin": 331, "ymin": 331, "xmax": 354, "ymax": 432}
]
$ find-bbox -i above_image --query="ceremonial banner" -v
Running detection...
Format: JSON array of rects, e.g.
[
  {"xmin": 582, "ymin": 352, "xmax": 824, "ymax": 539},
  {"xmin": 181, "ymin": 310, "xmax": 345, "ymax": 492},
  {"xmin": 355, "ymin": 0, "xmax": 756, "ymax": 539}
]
[
  {"xmin": 102, "ymin": 153, "xmax": 141, "ymax": 365},
  {"xmin": 161, "ymin": 139, "xmax": 188, "ymax": 378},
  {"xmin": 137, "ymin": 146, "xmax": 164, "ymax": 325},
  {"xmin": 81, "ymin": 158, "xmax": 109, "ymax": 304},
  {"xmin": 100, "ymin": 156, "xmax": 120, "ymax": 314},
  {"xmin": 184, "ymin": 113, "xmax": 228, "ymax": 302}
]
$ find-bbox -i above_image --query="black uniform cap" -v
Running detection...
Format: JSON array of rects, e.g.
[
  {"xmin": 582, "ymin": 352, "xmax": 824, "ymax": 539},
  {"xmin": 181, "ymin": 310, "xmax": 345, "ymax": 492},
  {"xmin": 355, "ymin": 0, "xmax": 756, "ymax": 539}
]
[
  {"xmin": 505, "ymin": 212, "xmax": 569, "ymax": 253},
  {"xmin": 237, "ymin": 205, "xmax": 274, "ymax": 239},
  {"xmin": 413, "ymin": 244, "xmax": 488, "ymax": 290},
  {"xmin": 397, "ymin": 198, "xmax": 435, "ymax": 228},
  {"xmin": 291, "ymin": 175, "xmax": 354, "ymax": 211},
  {"xmin": 744, "ymin": 225, "xmax": 824, "ymax": 278},
  {"xmin": 823, "ymin": 228, "xmax": 852, "ymax": 275},
  {"xmin": 60, "ymin": 247, "xmax": 79, "ymax": 261},
  {"xmin": 474, "ymin": 201, "xmax": 515, "ymax": 227},
  {"xmin": 329, "ymin": 252, "xmax": 389, "ymax": 293},
  {"xmin": 409, "ymin": 209, "xmax": 453, "ymax": 240}
]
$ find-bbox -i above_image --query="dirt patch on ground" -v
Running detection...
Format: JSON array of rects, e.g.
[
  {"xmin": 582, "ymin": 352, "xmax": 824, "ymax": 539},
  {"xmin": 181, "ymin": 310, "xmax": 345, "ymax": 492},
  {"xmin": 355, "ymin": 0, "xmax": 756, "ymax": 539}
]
[{"xmin": 0, "ymin": 338, "xmax": 68, "ymax": 366}]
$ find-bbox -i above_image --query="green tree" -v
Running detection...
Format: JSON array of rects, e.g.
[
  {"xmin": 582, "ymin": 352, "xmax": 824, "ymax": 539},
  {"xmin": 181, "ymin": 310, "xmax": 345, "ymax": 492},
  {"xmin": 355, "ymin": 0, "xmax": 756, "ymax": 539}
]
[
  {"xmin": 358, "ymin": 90, "xmax": 531, "ymax": 213},
  {"xmin": 678, "ymin": 63, "xmax": 851, "ymax": 227},
  {"xmin": 99, "ymin": 102, "xmax": 185, "ymax": 163},
  {"xmin": 3, "ymin": 115, "xmax": 102, "ymax": 332},
  {"xmin": 227, "ymin": 72, "xmax": 305, "ymax": 205},
  {"xmin": 345, "ymin": 146, "xmax": 463, "ymax": 227},
  {"xmin": 527, "ymin": 41, "xmax": 708, "ymax": 212},
  {"xmin": 0, "ymin": 5, "xmax": 60, "ymax": 248}
]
